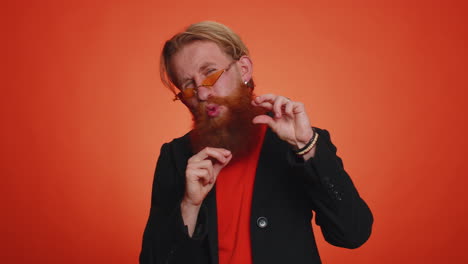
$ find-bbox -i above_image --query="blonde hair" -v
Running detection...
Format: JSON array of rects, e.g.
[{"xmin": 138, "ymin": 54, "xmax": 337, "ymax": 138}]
[{"xmin": 160, "ymin": 21, "xmax": 254, "ymax": 94}]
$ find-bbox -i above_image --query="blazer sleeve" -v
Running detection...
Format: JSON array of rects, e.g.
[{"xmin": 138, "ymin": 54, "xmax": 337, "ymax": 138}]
[
  {"xmin": 139, "ymin": 143, "xmax": 210, "ymax": 264},
  {"xmin": 287, "ymin": 128, "xmax": 373, "ymax": 249}
]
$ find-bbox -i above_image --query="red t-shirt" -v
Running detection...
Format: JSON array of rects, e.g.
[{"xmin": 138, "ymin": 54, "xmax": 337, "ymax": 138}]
[{"xmin": 216, "ymin": 125, "xmax": 267, "ymax": 264}]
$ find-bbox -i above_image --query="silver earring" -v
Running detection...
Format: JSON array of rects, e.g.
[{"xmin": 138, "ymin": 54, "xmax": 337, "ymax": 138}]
[{"xmin": 244, "ymin": 81, "xmax": 248, "ymax": 85}]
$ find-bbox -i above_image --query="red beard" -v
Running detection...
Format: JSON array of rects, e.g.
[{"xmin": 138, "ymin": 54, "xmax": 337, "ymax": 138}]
[{"xmin": 189, "ymin": 82, "xmax": 265, "ymax": 160}]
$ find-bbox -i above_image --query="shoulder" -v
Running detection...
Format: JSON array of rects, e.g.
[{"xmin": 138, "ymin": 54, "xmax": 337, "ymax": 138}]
[
  {"xmin": 162, "ymin": 131, "xmax": 192, "ymax": 152},
  {"xmin": 156, "ymin": 132, "xmax": 193, "ymax": 176}
]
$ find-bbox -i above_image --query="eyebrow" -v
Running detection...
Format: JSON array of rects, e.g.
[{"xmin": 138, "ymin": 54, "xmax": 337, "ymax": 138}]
[{"xmin": 180, "ymin": 62, "xmax": 217, "ymax": 86}]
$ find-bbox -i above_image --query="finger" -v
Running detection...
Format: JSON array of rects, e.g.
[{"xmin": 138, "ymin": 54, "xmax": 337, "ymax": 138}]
[
  {"xmin": 191, "ymin": 159, "xmax": 215, "ymax": 180},
  {"xmin": 213, "ymin": 153, "xmax": 233, "ymax": 176},
  {"xmin": 273, "ymin": 97, "xmax": 289, "ymax": 118},
  {"xmin": 292, "ymin": 101, "xmax": 306, "ymax": 114},
  {"xmin": 199, "ymin": 160, "xmax": 215, "ymax": 184},
  {"xmin": 252, "ymin": 114, "xmax": 274, "ymax": 126},
  {"xmin": 187, "ymin": 168, "xmax": 210, "ymax": 184},
  {"xmin": 192, "ymin": 159, "xmax": 212, "ymax": 170},
  {"xmin": 284, "ymin": 100, "xmax": 294, "ymax": 118},
  {"xmin": 206, "ymin": 148, "xmax": 232, "ymax": 166},
  {"xmin": 191, "ymin": 147, "xmax": 231, "ymax": 163},
  {"xmin": 251, "ymin": 100, "xmax": 273, "ymax": 110},
  {"xmin": 254, "ymin": 94, "xmax": 277, "ymax": 104}
]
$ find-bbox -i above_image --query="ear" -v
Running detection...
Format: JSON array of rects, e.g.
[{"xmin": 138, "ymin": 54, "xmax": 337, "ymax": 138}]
[{"xmin": 237, "ymin": 55, "xmax": 253, "ymax": 83}]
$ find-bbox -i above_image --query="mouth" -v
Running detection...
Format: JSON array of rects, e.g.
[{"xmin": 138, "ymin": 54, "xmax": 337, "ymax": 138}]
[{"xmin": 206, "ymin": 104, "xmax": 221, "ymax": 117}]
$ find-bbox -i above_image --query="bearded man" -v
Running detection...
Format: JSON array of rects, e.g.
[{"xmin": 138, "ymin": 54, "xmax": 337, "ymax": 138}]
[{"xmin": 140, "ymin": 21, "xmax": 373, "ymax": 264}]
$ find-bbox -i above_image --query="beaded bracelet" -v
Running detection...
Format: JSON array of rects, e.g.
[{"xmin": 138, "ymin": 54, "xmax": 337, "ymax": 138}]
[{"xmin": 295, "ymin": 131, "xmax": 319, "ymax": 156}]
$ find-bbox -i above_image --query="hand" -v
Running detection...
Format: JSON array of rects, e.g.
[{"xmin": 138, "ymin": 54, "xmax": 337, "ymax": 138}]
[
  {"xmin": 252, "ymin": 94, "xmax": 314, "ymax": 149},
  {"xmin": 183, "ymin": 147, "xmax": 232, "ymax": 207}
]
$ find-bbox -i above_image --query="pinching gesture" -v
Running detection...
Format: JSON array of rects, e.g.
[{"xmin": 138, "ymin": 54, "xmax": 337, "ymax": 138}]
[
  {"xmin": 252, "ymin": 94, "xmax": 316, "ymax": 157},
  {"xmin": 181, "ymin": 147, "xmax": 232, "ymax": 236}
]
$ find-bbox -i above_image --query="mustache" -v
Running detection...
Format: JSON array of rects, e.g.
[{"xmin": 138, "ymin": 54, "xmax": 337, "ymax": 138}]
[
  {"xmin": 193, "ymin": 93, "xmax": 243, "ymax": 119},
  {"xmin": 203, "ymin": 94, "xmax": 236, "ymax": 106}
]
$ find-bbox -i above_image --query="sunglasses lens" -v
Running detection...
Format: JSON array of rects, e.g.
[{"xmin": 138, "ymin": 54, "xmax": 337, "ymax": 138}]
[
  {"xmin": 182, "ymin": 88, "xmax": 195, "ymax": 98},
  {"xmin": 202, "ymin": 70, "xmax": 224, "ymax": 87}
]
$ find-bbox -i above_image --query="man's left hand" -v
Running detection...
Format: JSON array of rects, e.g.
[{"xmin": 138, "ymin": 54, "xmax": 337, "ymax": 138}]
[{"xmin": 251, "ymin": 94, "xmax": 314, "ymax": 152}]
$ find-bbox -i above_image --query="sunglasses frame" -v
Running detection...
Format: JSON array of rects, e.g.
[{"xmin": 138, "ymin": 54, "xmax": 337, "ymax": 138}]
[{"xmin": 173, "ymin": 61, "xmax": 237, "ymax": 101}]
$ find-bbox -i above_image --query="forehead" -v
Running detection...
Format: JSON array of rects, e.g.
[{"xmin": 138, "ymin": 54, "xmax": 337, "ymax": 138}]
[{"xmin": 170, "ymin": 41, "xmax": 231, "ymax": 82}]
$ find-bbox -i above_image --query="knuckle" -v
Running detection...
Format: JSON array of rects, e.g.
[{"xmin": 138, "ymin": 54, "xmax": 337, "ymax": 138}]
[{"xmin": 185, "ymin": 170, "xmax": 194, "ymax": 179}]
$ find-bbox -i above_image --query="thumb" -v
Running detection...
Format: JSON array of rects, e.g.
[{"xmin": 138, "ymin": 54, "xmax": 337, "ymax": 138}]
[{"xmin": 252, "ymin": 115, "xmax": 274, "ymax": 126}]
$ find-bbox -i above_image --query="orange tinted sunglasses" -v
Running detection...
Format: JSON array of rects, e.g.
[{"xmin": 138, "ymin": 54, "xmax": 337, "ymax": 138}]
[{"xmin": 174, "ymin": 61, "xmax": 236, "ymax": 101}]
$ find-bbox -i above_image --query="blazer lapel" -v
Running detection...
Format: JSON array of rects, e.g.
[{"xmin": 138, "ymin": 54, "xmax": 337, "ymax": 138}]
[{"xmin": 204, "ymin": 188, "xmax": 219, "ymax": 264}]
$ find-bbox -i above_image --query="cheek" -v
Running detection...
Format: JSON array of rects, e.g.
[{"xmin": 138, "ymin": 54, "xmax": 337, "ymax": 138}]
[
  {"xmin": 215, "ymin": 76, "xmax": 238, "ymax": 97},
  {"xmin": 181, "ymin": 97, "xmax": 199, "ymax": 112}
]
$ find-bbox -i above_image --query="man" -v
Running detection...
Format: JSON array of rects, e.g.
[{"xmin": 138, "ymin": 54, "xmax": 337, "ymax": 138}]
[{"xmin": 140, "ymin": 21, "xmax": 373, "ymax": 264}]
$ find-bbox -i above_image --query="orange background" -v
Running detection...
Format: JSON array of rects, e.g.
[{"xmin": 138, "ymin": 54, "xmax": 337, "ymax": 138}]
[{"xmin": 2, "ymin": 0, "xmax": 467, "ymax": 263}]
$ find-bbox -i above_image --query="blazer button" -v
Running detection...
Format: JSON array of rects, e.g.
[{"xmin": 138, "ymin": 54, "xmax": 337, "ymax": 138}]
[
  {"xmin": 257, "ymin": 217, "xmax": 268, "ymax": 228},
  {"xmin": 333, "ymin": 190, "xmax": 342, "ymax": 200}
]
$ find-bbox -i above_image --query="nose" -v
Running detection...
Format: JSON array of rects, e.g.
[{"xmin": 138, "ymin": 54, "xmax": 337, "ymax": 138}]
[{"xmin": 196, "ymin": 85, "xmax": 213, "ymax": 101}]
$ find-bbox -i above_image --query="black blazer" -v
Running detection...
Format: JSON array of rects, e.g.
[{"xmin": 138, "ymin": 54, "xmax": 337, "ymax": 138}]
[{"xmin": 140, "ymin": 128, "xmax": 373, "ymax": 264}]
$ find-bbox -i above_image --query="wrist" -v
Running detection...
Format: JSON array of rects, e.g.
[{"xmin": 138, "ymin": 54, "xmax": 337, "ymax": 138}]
[
  {"xmin": 180, "ymin": 198, "xmax": 201, "ymax": 238},
  {"xmin": 181, "ymin": 197, "xmax": 202, "ymax": 210},
  {"xmin": 294, "ymin": 129, "xmax": 318, "ymax": 156},
  {"xmin": 294, "ymin": 128, "xmax": 315, "ymax": 150}
]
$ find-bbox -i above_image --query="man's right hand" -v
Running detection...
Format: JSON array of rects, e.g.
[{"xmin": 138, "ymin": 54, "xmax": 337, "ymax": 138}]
[{"xmin": 181, "ymin": 147, "xmax": 232, "ymax": 236}]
